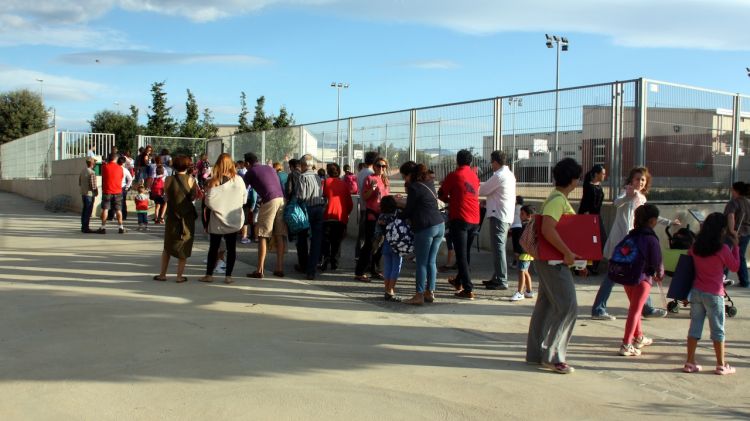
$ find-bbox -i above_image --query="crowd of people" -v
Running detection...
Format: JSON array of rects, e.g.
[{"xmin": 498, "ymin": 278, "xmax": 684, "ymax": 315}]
[{"xmin": 77, "ymin": 145, "xmax": 743, "ymax": 376}]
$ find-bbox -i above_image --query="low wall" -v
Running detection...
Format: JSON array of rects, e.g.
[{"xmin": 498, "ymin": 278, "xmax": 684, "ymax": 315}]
[{"xmin": 0, "ymin": 158, "xmax": 102, "ymax": 214}]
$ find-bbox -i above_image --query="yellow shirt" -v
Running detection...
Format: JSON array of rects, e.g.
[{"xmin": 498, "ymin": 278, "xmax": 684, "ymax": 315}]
[{"xmin": 542, "ymin": 189, "xmax": 575, "ymax": 222}]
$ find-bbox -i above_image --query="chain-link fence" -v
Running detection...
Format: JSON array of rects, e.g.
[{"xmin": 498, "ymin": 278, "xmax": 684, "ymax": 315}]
[{"xmin": 137, "ymin": 135, "xmax": 207, "ymax": 160}]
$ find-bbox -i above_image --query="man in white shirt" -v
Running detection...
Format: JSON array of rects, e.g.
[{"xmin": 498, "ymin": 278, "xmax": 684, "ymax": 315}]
[{"xmin": 479, "ymin": 150, "xmax": 516, "ymax": 290}]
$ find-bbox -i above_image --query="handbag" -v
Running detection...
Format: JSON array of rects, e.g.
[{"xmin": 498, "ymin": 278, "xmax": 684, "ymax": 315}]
[{"xmin": 284, "ymin": 197, "xmax": 310, "ymax": 234}]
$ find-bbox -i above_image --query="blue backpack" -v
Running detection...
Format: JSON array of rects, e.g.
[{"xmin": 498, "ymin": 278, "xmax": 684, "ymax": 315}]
[
  {"xmin": 607, "ymin": 232, "xmax": 652, "ymax": 285},
  {"xmin": 284, "ymin": 198, "xmax": 309, "ymax": 234}
]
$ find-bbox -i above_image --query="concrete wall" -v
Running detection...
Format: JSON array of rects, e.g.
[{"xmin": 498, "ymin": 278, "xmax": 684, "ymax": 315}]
[{"xmin": 0, "ymin": 158, "xmax": 102, "ymax": 214}]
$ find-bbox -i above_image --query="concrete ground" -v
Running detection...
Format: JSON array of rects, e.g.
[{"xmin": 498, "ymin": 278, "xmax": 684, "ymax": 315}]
[{"xmin": 0, "ymin": 191, "xmax": 747, "ymax": 420}]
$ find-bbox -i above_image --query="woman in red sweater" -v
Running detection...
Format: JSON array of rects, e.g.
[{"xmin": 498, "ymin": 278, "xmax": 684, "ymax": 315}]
[{"xmin": 321, "ymin": 163, "xmax": 354, "ymax": 271}]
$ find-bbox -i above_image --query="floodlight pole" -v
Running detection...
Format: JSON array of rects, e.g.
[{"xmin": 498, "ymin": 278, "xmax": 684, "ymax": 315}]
[{"xmin": 331, "ymin": 82, "xmax": 349, "ymax": 165}]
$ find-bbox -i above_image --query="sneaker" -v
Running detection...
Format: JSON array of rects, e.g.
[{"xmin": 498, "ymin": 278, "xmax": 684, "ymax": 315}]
[
  {"xmin": 118, "ymin": 227, "xmax": 126, "ymax": 234},
  {"xmin": 634, "ymin": 336, "xmax": 653, "ymax": 349},
  {"xmin": 524, "ymin": 290, "xmax": 535, "ymax": 299},
  {"xmin": 214, "ymin": 266, "xmax": 226, "ymax": 275},
  {"xmin": 454, "ymin": 290, "xmax": 475, "ymax": 300},
  {"xmin": 592, "ymin": 312, "xmax": 616, "ymax": 321},
  {"xmin": 485, "ymin": 282, "xmax": 508, "ymax": 290},
  {"xmin": 510, "ymin": 291, "xmax": 525, "ymax": 301},
  {"xmin": 543, "ymin": 362, "xmax": 575, "ymax": 374},
  {"xmin": 724, "ymin": 278, "xmax": 735, "ymax": 287},
  {"xmin": 644, "ymin": 308, "xmax": 668, "ymax": 318},
  {"xmin": 96, "ymin": 228, "xmax": 106, "ymax": 234},
  {"xmin": 619, "ymin": 344, "xmax": 641, "ymax": 356},
  {"xmin": 240, "ymin": 237, "xmax": 251, "ymax": 244}
]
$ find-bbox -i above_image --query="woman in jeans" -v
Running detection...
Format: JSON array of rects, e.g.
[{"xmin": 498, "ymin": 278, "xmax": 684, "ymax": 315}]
[
  {"xmin": 198, "ymin": 153, "xmax": 247, "ymax": 284},
  {"xmin": 723, "ymin": 181, "xmax": 750, "ymax": 288},
  {"xmin": 526, "ymin": 157, "xmax": 582, "ymax": 374},
  {"xmin": 399, "ymin": 161, "xmax": 445, "ymax": 305}
]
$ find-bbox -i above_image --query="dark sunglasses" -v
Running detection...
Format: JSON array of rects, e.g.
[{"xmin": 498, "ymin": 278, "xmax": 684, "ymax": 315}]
[{"xmin": 375, "ymin": 163, "xmax": 387, "ymax": 168}]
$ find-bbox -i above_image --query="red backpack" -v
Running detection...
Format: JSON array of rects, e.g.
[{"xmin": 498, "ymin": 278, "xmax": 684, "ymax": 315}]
[
  {"xmin": 344, "ymin": 173, "xmax": 358, "ymax": 194},
  {"xmin": 150, "ymin": 176, "xmax": 165, "ymax": 199}
]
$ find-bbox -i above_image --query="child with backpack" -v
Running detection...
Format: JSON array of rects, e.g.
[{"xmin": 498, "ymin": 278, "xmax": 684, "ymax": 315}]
[
  {"xmin": 510, "ymin": 205, "xmax": 536, "ymax": 301},
  {"xmin": 134, "ymin": 185, "xmax": 150, "ymax": 231},
  {"xmin": 150, "ymin": 165, "xmax": 167, "ymax": 224},
  {"xmin": 607, "ymin": 204, "xmax": 664, "ymax": 357},
  {"xmin": 684, "ymin": 212, "xmax": 739, "ymax": 375},
  {"xmin": 375, "ymin": 195, "xmax": 406, "ymax": 301}
]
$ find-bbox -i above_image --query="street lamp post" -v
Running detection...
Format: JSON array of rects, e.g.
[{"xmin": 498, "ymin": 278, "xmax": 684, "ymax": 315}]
[
  {"xmin": 330, "ymin": 82, "xmax": 349, "ymax": 165},
  {"xmin": 545, "ymin": 34, "xmax": 569, "ymax": 170}
]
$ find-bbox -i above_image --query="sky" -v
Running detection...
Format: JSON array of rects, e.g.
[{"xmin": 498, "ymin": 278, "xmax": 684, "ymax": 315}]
[{"xmin": 1, "ymin": 0, "xmax": 750, "ymax": 132}]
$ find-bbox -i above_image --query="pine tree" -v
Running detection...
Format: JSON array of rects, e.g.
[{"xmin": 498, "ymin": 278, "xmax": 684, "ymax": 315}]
[
  {"xmin": 200, "ymin": 108, "xmax": 218, "ymax": 138},
  {"xmin": 251, "ymin": 95, "xmax": 272, "ymax": 131},
  {"xmin": 267, "ymin": 105, "xmax": 297, "ymax": 162},
  {"xmin": 146, "ymin": 81, "xmax": 177, "ymax": 136},
  {"xmin": 180, "ymin": 89, "xmax": 201, "ymax": 138},
  {"xmin": 236, "ymin": 91, "xmax": 251, "ymax": 134}
]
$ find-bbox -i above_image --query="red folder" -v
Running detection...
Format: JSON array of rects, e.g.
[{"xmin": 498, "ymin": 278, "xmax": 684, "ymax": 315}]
[{"xmin": 536, "ymin": 214, "xmax": 603, "ymax": 261}]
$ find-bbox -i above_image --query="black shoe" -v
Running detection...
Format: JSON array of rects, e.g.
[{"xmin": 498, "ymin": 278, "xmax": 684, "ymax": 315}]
[
  {"xmin": 294, "ymin": 264, "xmax": 306, "ymax": 274},
  {"xmin": 485, "ymin": 282, "xmax": 508, "ymax": 290},
  {"xmin": 118, "ymin": 227, "xmax": 126, "ymax": 234},
  {"xmin": 95, "ymin": 228, "xmax": 106, "ymax": 234},
  {"xmin": 482, "ymin": 280, "xmax": 492, "ymax": 286},
  {"xmin": 82, "ymin": 228, "xmax": 94, "ymax": 233}
]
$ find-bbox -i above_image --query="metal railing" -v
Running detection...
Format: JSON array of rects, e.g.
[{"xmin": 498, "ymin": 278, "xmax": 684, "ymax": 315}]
[
  {"xmin": 0, "ymin": 127, "xmax": 57, "ymax": 179},
  {"xmin": 210, "ymin": 78, "xmax": 749, "ymax": 202},
  {"xmin": 60, "ymin": 132, "xmax": 115, "ymax": 159}
]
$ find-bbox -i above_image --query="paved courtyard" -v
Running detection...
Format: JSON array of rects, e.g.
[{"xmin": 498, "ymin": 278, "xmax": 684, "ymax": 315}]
[{"xmin": 0, "ymin": 191, "xmax": 747, "ymax": 420}]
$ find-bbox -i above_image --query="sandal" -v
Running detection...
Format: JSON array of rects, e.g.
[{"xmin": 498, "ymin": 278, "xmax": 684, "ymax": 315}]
[
  {"xmin": 715, "ymin": 364, "xmax": 736, "ymax": 375},
  {"xmin": 246, "ymin": 271, "xmax": 263, "ymax": 279},
  {"xmin": 198, "ymin": 275, "xmax": 214, "ymax": 283},
  {"xmin": 176, "ymin": 276, "xmax": 188, "ymax": 283},
  {"xmin": 682, "ymin": 362, "xmax": 702, "ymax": 373},
  {"xmin": 152, "ymin": 275, "xmax": 167, "ymax": 282},
  {"xmin": 224, "ymin": 276, "xmax": 234, "ymax": 284}
]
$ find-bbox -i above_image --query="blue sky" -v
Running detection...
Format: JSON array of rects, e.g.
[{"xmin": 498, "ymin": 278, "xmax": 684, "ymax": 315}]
[{"xmin": 1, "ymin": 0, "xmax": 749, "ymax": 131}]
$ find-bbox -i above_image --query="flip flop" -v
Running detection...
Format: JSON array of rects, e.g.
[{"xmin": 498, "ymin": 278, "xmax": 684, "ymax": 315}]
[
  {"xmin": 176, "ymin": 276, "xmax": 188, "ymax": 283},
  {"xmin": 153, "ymin": 275, "xmax": 167, "ymax": 282}
]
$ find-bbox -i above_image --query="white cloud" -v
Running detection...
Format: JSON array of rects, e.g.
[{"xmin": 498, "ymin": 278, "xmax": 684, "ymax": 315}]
[
  {"xmin": 2, "ymin": 0, "xmax": 750, "ymax": 50},
  {"xmin": 401, "ymin": 60, "xmax": 459, "ymax": 70},
  {"xmin": 57, "ymin": 50, "xmax": 270, "ymax": 66},
  {"xmin": 0, "ymin": 65, "xmax": 107, "ymax": 101}
]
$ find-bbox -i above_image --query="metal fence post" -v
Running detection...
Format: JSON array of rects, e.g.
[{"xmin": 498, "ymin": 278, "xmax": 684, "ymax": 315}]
[
  {"xmin": 409, "ymin": 109, "xmax": 417, "ymax": 161},
  {"xmin": 493, "ymin": 97, "xmax": 503, "ymax": 152},
  {"xmin": 347, "ymin": 118, "xmax": 354, "ymax": 169},
  {"xmin": 731, "ymin": 94, "xmax": 742, "ymax": 184},
  {"xmin": 610, "ymin": 82, "xmax": 623, "ymax": 200},
  {"xmin": 634, "ymin": 78, "xmax": 647, "ymax": 167},
  {"xmin": 261, "ymin": 130, "xmax": 266, "ymax": 163}
]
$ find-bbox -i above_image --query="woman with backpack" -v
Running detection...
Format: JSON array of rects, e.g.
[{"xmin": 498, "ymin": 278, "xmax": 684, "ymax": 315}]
[
  {"xmin": 399, "ymin": 161, "xmax": 445, "ymax": 306},
  {"xmin": 610, "ymin": 204, "xmax": 664, "ymax": 357},
  {"xmin": 591, "ymin": 167, "xmax": 679, "ymax": 320},
  {"xmin": 526, "ymin": 158, "xmax": 582, "ymax": 374},
  {"xmin": 684, "ymin": 213, "xmax": 739, "ymax": 375}
]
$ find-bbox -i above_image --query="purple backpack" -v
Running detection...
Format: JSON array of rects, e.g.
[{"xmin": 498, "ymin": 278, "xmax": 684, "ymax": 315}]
[{"xmin": 607, "ymin": 230, "xmax": 657, "ymax": 285}]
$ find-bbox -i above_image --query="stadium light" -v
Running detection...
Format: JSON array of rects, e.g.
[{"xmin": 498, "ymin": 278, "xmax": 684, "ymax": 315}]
[{"xmin": 330, "ymin": 82, "xmax": 350, "ymax": 165}]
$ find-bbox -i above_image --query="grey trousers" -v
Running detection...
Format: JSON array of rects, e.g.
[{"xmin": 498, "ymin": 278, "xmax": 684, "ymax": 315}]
[
  {"xmin": 526, "ymin": 262, "xmax": 578, "ymax": 365},
  {"xmin": 488, "ymin": 218, "xmax": 510, "ymax": 286}
]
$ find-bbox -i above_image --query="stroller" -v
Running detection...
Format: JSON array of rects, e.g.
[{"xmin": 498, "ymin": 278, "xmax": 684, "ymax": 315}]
[{"xmin": 665, "ymin": 212, "xmax": 738, "ymax": 317}]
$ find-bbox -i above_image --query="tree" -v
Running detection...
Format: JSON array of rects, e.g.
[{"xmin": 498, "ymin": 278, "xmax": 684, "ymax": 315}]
[
  {"xmin": 266, "ymin": 105, "xmax": 297, "ymax": 162},
  {"xmin": 199, "ymin": 107, "xmax": 218, "ymax": 138},
  {"xmin": 236, "ymin": 91, "xmax": 251, "ymax": 134},
  {"xmin": 251, "ymin": 95, "xmax": 272, "ymax": 131},
  {"xmin": 0, "ymin": 89, "xmax": 48, "ymax": 144},
  {"xmin": 146, "ymin": 81, "xmax": 177, "ymax": 136},
  {"xmin": 89, "ymin": 109, "xmax": 140, "ymax": 152},
  {"xmin": 179, "ymin": 89, "xmax": 201, "ymax": 138}
]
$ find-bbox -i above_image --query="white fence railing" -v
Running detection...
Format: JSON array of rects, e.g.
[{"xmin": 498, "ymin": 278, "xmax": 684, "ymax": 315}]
[
  {"xmin": 60, "ymin": 132, "xmax": 115, "ymax": 159},
  {"xmin": 0, "ymin": 128, "xmax": 115, "ymax": 180}
]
